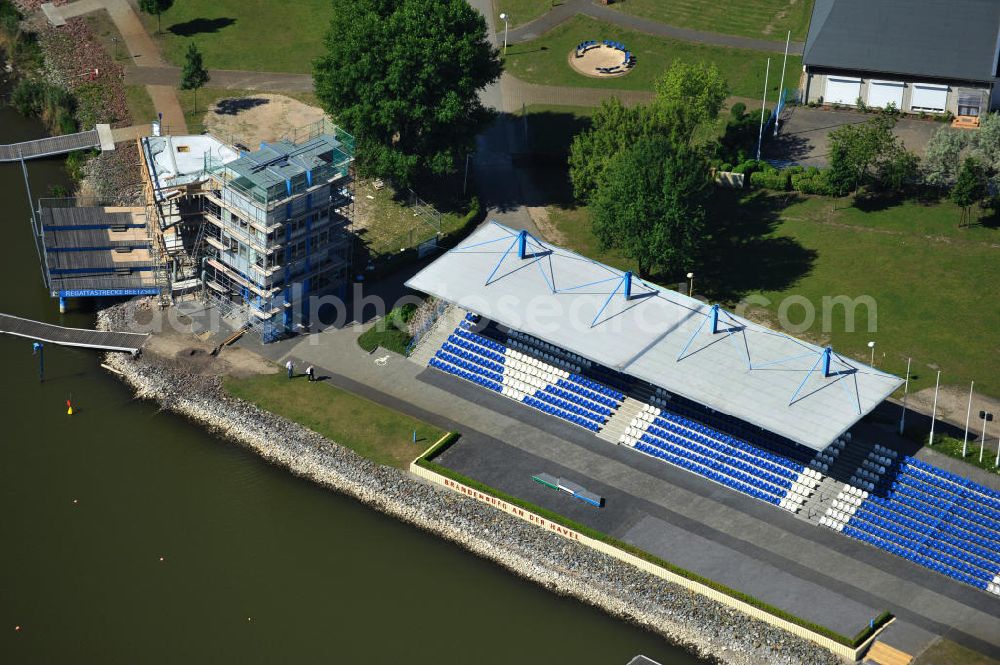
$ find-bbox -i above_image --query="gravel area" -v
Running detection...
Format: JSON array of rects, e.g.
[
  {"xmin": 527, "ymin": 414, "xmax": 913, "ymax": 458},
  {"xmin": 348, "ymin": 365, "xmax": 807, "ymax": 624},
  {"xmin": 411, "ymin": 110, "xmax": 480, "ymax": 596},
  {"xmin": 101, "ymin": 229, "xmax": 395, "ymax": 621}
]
[{"xmin": 98, "ymin": 299, "xmax": 849, "ymax": 665}]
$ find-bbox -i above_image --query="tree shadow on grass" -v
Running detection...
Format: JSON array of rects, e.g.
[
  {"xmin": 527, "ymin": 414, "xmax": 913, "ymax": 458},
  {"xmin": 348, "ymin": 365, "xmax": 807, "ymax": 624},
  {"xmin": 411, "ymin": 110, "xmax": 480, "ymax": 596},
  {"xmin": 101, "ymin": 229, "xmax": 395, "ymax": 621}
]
[
  {"xmin": 168, "ymin": 18, "xmax": 237, "ymax": 37},
  {"xmin": 698, "ymin": 189, "xmax": 817, "ymax": 302}
]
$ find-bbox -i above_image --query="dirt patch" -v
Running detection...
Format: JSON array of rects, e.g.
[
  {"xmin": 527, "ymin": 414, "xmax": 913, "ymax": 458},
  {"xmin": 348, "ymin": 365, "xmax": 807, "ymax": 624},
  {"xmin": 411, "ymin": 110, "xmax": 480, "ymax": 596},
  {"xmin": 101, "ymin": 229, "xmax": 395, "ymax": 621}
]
[
  {"xmin": 527, "ymin": 206, "xmax": 566, "ymax": 245},
  {"xmin": 202, "ymin": 93, "xmax": 326, "ymax": 147},
  {"xmin": 905, "ymin": 383, "xmax": 1000, "ymax": 432},
  {"xmin": 142, "ymin": 328, "xmax": 277, "ymax": 379}
]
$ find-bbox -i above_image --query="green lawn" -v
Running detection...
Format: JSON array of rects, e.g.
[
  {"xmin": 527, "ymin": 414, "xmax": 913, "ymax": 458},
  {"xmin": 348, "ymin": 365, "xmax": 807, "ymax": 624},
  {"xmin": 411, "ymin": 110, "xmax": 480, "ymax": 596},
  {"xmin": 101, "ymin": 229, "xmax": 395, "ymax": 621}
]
[
  {"xmin": 503, "ymin": 15, "xmax": 801, "ymax": 98},
  {"xmin": 494, "ymin": 0, "xmax": 562, "ymax": 30},
  {"xmin": 609, "ymin": 0, "xmax": 815, "ymax": 42},
  {"xmin": 915, "ymin": 638, "xmax": 1000, "ymax": 665},
  {"xmin": 139, "ymin": 0, "xmax": 330, "ymax": 73},
  {"xmin": 543, "ymin": 191, "xmax": 1000, "ymax": 398},
  {"xmin": 124, "ymin": 85, "xmax": 156, "ymax": 125},
  {"xmin": 224, "ymin": 372, "xmax": 448, "ymax": 469}
]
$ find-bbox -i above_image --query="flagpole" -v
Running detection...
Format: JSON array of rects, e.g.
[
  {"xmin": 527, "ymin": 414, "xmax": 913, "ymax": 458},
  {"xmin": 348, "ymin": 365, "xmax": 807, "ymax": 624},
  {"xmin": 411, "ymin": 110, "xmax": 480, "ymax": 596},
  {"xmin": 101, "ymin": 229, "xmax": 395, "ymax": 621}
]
[
  {"xmin": 928, "ymin": 370, "xmax": 940, "ymax": 446},
  {"xmin": 774, "ymin": 30, "xmax": 790, "ymax": 138},
  {"xmin": 756, "ymin": 57, "xmax": 771, "ymax": 161},
  {"xmin": 898, "ymin": 357, "xmax": 911, "ymax": 435},
  {"xmin": 961, "ymin": 381, "xmax": 974, "ymax": 457}
]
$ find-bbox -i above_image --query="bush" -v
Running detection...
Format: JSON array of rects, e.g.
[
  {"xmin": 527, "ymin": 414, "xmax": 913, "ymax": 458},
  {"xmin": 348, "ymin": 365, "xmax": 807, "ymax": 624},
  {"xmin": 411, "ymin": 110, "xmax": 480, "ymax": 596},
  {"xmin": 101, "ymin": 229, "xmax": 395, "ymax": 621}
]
[
  {"xmin": 791, "ymin": 169, "xmax": 837, "ymax": 195},
  {"xmin": 731, "ymin": 159, "xmax": 765, "ymax": 176},
  {"xmin": 357, "ymin": 303, "xmax": 418, "ymax": 354},
  {"xmin": 719, "ymin": 162, "xmax": 733, "ymax": 172},
  {"xmin": 750, "ymin": 168, "xmax": 791, "ymax": 191},
  {"xmin": 728, "ymin": 101, "xmax": 746, "ymax": 119}
]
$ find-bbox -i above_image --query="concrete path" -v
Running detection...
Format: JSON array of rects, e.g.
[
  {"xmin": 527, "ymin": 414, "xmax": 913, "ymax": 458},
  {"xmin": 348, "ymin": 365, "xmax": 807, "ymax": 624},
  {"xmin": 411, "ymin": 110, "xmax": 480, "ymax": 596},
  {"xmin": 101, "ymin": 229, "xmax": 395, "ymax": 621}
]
[
  {"xmin": 507, "ymin": 0, "xmax": 803, "ymax": 55},
  {"xmin": 468, "ymin": 0, "xmax": 540, "ymax": 237},
  {"xmin": 125, "ymin": 66, "xmax": 315, "ymax": 94},
  {"xmin": 146, "ymin": 84, "xmax": 188, "ymax": 134},
  {"xmin": 499, "ymin": 74, "xmax": 652, "ymax": 112}
]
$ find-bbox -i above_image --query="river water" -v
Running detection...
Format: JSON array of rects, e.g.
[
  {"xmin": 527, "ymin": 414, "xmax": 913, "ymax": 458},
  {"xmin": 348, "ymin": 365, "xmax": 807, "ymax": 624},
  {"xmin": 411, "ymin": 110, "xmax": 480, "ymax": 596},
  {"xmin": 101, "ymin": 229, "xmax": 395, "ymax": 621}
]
[{"xmin": 0, "ymin": 96, "xmax": 708, "ymax": 663}]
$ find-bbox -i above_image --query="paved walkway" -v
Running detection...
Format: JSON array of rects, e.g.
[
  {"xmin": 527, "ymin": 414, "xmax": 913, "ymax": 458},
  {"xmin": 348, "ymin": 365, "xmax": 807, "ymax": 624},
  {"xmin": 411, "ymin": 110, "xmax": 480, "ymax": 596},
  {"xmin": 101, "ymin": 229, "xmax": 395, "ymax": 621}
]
[
  {"xmin": 225, "ymin": 296, "xmax": 1000, "ymax": 662},
  {"xmin": 125, "ymin": 66, "xmax": 315, "ymax": 94},
  {"xmin": 506, "ymin": 0, "xmax": 803, "ymax": 54}
]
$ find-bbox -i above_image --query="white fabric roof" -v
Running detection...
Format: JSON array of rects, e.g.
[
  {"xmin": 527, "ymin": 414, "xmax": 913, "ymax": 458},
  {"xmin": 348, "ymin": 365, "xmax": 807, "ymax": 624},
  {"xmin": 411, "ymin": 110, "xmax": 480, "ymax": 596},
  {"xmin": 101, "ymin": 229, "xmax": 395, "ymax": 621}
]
[{"xmin": 406, "ymin": 222, "xmax": 903, "ymax": 451}]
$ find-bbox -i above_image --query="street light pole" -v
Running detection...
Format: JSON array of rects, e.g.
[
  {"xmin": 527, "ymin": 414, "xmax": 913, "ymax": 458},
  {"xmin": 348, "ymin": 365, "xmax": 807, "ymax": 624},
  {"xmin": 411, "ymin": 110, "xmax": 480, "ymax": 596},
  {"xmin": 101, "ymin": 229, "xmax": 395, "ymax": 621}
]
[
  {"xmin": 981, "ymin": 413, "xmax": 990, "ymax": 463},
  {"xmin": 686, "ymin": 272, "xmax": 694, "ymax": 297},
  {"xmin": 499, "ymin": 13, "xmax": 509, "ymax": 55},
  {"xmin": 867, "ymin": 340, "xmax": 876, "ymax": 366}
]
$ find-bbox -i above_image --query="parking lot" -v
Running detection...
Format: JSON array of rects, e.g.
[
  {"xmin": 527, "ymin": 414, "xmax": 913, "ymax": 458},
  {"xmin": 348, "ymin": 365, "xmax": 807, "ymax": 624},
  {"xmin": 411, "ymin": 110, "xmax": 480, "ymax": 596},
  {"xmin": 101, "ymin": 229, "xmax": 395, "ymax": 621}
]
[{"xmin": 768, "ymin": 106, "xmax": 943, "ymax": 167}]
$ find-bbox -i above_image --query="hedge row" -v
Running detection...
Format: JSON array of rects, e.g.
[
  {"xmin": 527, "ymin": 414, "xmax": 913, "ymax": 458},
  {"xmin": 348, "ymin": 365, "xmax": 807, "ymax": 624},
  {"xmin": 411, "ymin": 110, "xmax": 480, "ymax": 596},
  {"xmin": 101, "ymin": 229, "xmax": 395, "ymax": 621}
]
[
  {"xmin": 735, "ymin": 161, "xmax": 839, "ymax": 196},
  {"xmin": 414, "ymin": 454, "xmax": 892, "ymax": 649}
]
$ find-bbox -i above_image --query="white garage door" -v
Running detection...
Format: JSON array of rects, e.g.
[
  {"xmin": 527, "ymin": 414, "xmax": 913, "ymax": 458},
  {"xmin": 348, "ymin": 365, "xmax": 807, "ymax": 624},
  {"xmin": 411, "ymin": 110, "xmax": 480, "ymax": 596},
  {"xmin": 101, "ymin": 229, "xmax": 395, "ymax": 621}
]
[
  {"xmin": 910, "ymin": 83, "xmax": 949, "ymax": 112},
  {"xmin": 867, "ymin": 80, "xmax": 905, "ymax": 109},
  {"xmin": 825, "ymin": 76, "xmax": 862, "ymax": 105}
]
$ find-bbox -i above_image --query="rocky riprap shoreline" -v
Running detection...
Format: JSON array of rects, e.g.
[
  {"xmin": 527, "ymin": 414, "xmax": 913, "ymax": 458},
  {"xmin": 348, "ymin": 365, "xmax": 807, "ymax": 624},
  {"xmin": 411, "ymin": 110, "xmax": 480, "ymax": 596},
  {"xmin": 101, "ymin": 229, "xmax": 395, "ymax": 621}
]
[{"xmin": 98, "ymin": 300, "xmax": 846, "ymax": 665}]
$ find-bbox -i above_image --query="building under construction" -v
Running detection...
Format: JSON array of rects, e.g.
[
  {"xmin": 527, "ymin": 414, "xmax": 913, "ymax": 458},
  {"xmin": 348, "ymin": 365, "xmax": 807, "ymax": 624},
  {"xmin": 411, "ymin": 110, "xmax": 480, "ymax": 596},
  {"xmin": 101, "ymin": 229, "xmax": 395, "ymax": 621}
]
[{"xmin": 136, "ymin": 119, "xmax": 356, "ymax": 341}]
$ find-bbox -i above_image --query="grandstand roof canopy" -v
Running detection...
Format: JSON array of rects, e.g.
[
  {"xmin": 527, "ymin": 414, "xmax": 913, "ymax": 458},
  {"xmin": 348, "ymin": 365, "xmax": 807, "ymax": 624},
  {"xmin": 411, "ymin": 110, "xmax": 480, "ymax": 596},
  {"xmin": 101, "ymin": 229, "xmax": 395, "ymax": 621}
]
[{"xmin": 406, "ymin": 222, "xmax": 903, "ymax": 451}]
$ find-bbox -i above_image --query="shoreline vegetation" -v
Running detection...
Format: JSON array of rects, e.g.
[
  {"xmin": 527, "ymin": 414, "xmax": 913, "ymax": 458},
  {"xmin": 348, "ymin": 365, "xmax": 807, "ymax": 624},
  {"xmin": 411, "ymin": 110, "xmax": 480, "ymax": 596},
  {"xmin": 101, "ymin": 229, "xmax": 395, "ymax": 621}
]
[
  {"xmin": 2, "ymin": 0, "xmax": 142, "ymax": 203},
  {"xmin": 99, "ymin": 299, "xmax": 846, "ymax": 665}
]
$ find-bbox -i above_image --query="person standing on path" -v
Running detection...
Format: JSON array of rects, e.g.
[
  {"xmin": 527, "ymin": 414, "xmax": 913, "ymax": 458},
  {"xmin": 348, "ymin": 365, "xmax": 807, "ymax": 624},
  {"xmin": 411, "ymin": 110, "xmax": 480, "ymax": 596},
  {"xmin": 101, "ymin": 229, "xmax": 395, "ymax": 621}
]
[
  {"xmin": 285, "ymin": 359, "xmax": 294, "ymax": 379},
  {"xmin": 306, "ymin": 365, "xmax": 315, "ymax": 382}
]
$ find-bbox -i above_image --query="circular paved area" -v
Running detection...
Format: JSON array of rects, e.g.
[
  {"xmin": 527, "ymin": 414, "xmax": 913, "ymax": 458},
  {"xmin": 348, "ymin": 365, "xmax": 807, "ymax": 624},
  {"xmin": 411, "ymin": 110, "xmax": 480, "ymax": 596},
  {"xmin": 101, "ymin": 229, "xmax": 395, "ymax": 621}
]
[{"xmin": 568, "ymin": 44, "xmax": 633, "ymax": 78}]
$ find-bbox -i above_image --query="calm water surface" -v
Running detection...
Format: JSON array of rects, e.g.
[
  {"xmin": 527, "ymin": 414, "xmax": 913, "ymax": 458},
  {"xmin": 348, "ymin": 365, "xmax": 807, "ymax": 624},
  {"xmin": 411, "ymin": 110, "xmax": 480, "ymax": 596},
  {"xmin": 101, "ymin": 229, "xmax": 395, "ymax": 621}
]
[{"xmin": 0, "ymin": 97, "xmax": 708, "ymax": 664}]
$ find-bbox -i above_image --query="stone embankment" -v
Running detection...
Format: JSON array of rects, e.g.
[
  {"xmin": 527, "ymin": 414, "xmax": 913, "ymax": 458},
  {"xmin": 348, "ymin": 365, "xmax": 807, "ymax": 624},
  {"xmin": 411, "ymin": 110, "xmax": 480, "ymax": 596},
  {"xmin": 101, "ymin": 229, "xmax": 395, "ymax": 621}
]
[{"xmin": 98, "ymin": 300, "xmax": 845, "ymax": 665}]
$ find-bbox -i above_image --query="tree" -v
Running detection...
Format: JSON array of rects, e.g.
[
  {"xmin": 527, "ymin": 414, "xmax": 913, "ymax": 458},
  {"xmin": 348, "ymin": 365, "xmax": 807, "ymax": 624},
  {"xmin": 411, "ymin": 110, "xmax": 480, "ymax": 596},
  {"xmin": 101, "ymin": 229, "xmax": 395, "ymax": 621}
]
[
  {"xmin": 568, "ymin": 98, "xmax": 697, "ymax": 202},
  {"xmin": 951, "ymin": 157, "xmax": 988, "ymax": 226},
  {"xmin": 653, "ymin": 60, "xmax": 729, "ymax": 127},
  {"xmin": 180, "ymin": 42, "xmax": 209, "ymax": 114},
  {"xmin": 922, "ymin": 127, "xmax": 970, "ymax": 187},
  {"xmin": 590, "ymin": 136, "xmax": 710, "ymax": 278},
  {"xmin": 313, "ymin": 0, "xmax": 501, "ymax": 186},
  {"xmin": 827, "ymin": 112, "xmax": 918, "ymax": 194},
  {"xmin": 138, "ymin": 0, "xmax": 173, "ymax": 35}
]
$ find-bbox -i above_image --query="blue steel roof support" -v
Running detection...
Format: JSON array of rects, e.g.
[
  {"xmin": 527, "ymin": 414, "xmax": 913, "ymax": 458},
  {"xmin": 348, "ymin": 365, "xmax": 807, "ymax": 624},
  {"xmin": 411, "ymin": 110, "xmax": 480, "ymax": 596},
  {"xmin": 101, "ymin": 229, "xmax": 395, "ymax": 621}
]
[
  {"xmin": 675, "ymin": 309, "xmax": 712, "ymax": 361},
  {"xmin": 589, "ymin": 274, "xmax": 627, "ymax": 328},
  {"xmin": 788, "ymin": 350, "xmax": 826, "ymax": 405},
  {"xmin": 484, "ymin": 234, "xmax": 523, "ymax": 286}
]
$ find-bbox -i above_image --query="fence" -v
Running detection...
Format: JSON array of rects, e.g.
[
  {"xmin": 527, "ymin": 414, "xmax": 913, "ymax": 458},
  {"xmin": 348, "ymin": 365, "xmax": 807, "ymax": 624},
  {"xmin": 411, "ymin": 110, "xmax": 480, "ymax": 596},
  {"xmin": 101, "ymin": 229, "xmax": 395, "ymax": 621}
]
[{"xmin": 405, "ymin": 299, "xmax": 450, "ymax": 356}]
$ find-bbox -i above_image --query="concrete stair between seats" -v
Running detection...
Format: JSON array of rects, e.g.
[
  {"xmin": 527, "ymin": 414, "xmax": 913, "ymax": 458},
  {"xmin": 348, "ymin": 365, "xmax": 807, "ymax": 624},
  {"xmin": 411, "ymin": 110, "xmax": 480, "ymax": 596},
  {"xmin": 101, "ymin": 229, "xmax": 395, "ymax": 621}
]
[
  {"xmin": 408, "ymin": 305, "xmax": 465, "ymax": 366},
  {"xmin": 596, "ymin": 397, "xmax": 645, "ymax": 443},
  {"xmin": 799, "ymin": 474, "xmax": 848, "ymax": 524}
]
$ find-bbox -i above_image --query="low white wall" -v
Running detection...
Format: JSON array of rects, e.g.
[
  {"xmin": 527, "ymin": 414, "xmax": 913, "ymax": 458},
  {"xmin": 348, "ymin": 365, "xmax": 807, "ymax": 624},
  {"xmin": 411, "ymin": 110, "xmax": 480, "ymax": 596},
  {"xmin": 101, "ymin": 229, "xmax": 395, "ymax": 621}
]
[{"xmin": 412, "ymin": 462, "xmax": 889, "ymax": 662}]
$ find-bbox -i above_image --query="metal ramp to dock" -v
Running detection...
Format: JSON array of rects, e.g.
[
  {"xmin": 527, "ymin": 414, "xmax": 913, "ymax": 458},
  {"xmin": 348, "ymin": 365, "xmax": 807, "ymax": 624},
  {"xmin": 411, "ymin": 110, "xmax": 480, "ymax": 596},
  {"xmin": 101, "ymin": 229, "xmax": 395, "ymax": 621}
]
[
  {"xmin": 0, "ymin": 130, "xmax": 101, "ymax": 162},
  {"xmin": 0, "ymin": 313, "xmax": 148, "ymax": 353}
]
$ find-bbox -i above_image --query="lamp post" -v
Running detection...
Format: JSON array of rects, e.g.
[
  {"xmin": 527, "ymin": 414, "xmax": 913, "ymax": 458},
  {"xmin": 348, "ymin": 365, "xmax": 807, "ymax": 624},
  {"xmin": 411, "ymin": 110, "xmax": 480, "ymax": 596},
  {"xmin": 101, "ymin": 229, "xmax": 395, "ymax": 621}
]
[
  {"xmin": 112, "ymin": 36, "xmax": 119, "ymax": 60},
  {"xmin": 867, "ymin": 340, "xmax": 876, "ymax": 366},
  {"xmin": 980, "ymin": 411, "xmax": 994, "ymax": 463},
  {"xmin": 499, "ymin": 13, "xmax": 509, "ymax": 55},
  {"xmin": 686, "ymin": 272, "xmax": 694, "ymax": 297}
]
